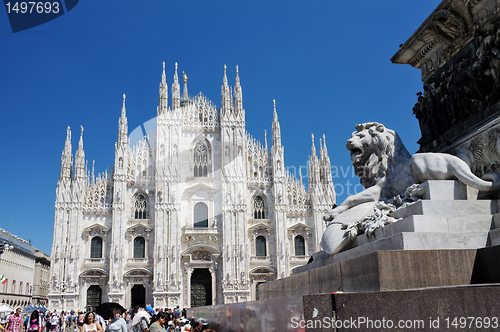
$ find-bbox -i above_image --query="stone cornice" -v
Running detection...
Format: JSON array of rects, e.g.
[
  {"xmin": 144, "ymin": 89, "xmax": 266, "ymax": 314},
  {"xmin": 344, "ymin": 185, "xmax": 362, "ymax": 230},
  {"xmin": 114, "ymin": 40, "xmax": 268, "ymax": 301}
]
[{"xmin": 391, "ymin": 0, "xmax": 499, "ymax": 81}]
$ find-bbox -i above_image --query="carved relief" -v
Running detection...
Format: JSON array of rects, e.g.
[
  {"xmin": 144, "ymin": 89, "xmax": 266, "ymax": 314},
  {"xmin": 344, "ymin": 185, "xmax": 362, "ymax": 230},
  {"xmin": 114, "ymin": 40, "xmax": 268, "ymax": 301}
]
[
  {"xmin": 414, "ymin": 21, "xmax": 500, "ymax": 148},
  {"xmin": 453, "ymin": 126, "xmax": 500, "ymax": 177},
  {"xmin": 192, "ymin": 251, "xmax": 211, "ymax": 261}
]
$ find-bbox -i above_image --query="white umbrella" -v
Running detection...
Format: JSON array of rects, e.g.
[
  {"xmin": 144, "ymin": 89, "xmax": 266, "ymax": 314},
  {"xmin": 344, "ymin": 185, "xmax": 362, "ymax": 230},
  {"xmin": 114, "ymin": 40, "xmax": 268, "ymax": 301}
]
[{"xmin": 0, "ymin": 303, "xmax": 14, "ymax": 313}]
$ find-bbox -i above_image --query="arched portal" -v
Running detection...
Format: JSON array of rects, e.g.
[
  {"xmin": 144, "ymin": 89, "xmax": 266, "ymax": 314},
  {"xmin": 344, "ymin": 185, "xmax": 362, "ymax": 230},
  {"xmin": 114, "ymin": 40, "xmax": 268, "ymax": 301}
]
[
  {"xmin": 86, "ymin": 285, "xmax": 102, "ymax": 312},
  {"xmin": 190, "ymin": 269, "xmax": 212, "ymax": 307},
  {"xmin": 131, "ymin": 284, "xmax": 146, "ymax": 308}
]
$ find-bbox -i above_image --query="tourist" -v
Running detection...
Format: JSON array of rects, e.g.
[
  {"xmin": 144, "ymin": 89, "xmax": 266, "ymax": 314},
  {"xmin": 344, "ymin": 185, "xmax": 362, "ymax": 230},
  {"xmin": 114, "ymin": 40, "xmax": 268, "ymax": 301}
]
[
  {"xmin": 106, "ymin": 309, "xmax": 126, "ymax": 332},
  {"xmin": 64, "ymin": 311, "xmax": 76, "ymax": 332},
  {"xmin": 92, "ymin": 315, "xmax": 105, "ymax": 332},
  {"xmin": 171, "ymin": 309, "xmax": 179, "ymax": 323},
  {"xmin": 5, "ymin": 308, "xmax": 24, "ymax": 332},
  {"xmin": 43, "ymin": 313, "xmax": 50, "ymax": 332},
  {"xmin": 26, "ymin": 310, "xmax": 43, "ymax": 332},
  {"xmin": 49, "ymin": 313, "xmax": 58, "ymax": 332},
  {"xmin": 147, "ymin": 313, "xmax": 166, "ymax": 332},
  {"xmin": 80, "ymin": 312, "xmax": 102, "ymax": 332},
  {"xmin": 130, "ymin": 306, "xmax": 149, "ymax": 332},
  {"xmin": 76, "ymin": 313, "xmax": 85, "ymax": 330},
  {"xmin": 58, "ymin": 313, "xmax": 64, "ymax": 332}
]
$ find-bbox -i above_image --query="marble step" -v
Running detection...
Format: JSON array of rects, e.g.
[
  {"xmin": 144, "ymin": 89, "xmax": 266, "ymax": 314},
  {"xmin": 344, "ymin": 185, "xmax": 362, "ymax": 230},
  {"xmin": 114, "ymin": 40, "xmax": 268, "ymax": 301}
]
[
  {"xmin": 355, "ymin": 214, "xmax": 493, "ymax": 247},
  {"xmin": 339, "ymin": 231, "xmax": 489, "ymax": 263},
  {"xmin": 391, "ymin": 200, "xmax": 497, "ymax": 219}
]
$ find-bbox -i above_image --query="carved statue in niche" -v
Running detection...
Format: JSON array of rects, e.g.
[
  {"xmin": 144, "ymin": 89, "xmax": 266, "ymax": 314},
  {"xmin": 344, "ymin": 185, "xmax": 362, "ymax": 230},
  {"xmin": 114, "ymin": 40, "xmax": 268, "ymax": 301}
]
[
  {"xmin": 322, "ymin": 122, "xmax": 500, "ymax": 254},
  {"xmin": 116, "ymin": 188, "xmax": 121, "ymax": 202},
  {"xmin": 67, "ymin": 272, "xmax": 73, "ymax": 287},
  {"xmin": 51, "ymin": 273, "xmax": 59, "ymax": 290}
]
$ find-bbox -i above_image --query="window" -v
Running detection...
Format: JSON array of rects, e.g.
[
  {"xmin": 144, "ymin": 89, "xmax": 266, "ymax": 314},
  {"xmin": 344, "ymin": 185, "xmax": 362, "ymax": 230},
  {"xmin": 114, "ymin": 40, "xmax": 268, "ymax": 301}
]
[
  {"xmin": 193, "ymin": 141, "xmax": 209, "ymax": 177},
  {"xmin": 19, "ymin": 282, "xmax": 23, "ymax": 295},
  {"xmin": 253, "ymin": 195, "xmax": 266, "ymax": 219},
  {"xmin": 90, "ymin": 236, "xmax": 103, "ymax": 259},
  {"xmin": 294, "ymin": 235, "xmax": 305, "ymax": 256},
  {"xmin": 193, "ymin": 202, "xmax": 208, "ymax": 228},
  {"xmin": 11, "ymin": 280, "xmax": 15, "ymax": 294},
  {"xmin": 26, "ymin": 283, "xmax": 30, "ymax": 295},
  {"xmin": 255, "ymin": 236, "xmax": 266, "ymax": 257},
  {"xmin": 2, "ymin": 279, "xmax": 7, "ymax": 293},
  {"xmin": 134, "ymin": 193, "xmax": 148, "ymax": 219},
  {"xmin": 133, "ymin": 236, "xmax": 145, "ymax": 258}
]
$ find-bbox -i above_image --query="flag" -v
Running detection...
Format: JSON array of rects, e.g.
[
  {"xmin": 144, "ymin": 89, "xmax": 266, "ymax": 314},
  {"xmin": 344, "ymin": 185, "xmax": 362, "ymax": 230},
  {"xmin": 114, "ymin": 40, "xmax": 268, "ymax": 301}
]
[{"xmin": 0, "ymin": 275, "xmax": 6, "ymax": 284}]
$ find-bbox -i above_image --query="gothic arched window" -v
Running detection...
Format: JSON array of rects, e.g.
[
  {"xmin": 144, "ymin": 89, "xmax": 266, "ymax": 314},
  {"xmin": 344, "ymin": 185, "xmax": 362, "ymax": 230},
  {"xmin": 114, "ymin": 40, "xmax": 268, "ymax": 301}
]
[
  {"xmin": 90, "ymin": 236, "xmax": 103, "ymax": 259},
  {"xmin": 193, "ymin": 202, "xmax": 208, "ymax": 228},
  {"xmin": 133, "ymin": 236, "xmax": 145, "ymax": 258},
  {"xmin": 193, "ymin": 141, "xmax": 210, "ymax": 177},
  {"xmin": 134, "ymin": 193, "xmax": 148, "ymax": 219},
  {"xmin": 294, "ymin": 235, "xmax": 305, "ymax": 256},
  {"xmin": 253, "ymin": 195, "xmax": 266, "ymax": 219},
  {"xmin": 256, "ymin": 236, "xmax": 266, "ymax": 257}
]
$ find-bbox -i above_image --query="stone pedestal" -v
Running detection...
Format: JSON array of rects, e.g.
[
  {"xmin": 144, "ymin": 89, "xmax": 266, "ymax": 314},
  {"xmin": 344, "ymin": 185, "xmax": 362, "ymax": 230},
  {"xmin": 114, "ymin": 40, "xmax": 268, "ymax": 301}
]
[
  {"xmin": 303, "ymin": 285, "xmax": 500, "ymax": 332},
  {"xmin": 260, "ymin": 180, "xmax": 500, "ymax": 299}
]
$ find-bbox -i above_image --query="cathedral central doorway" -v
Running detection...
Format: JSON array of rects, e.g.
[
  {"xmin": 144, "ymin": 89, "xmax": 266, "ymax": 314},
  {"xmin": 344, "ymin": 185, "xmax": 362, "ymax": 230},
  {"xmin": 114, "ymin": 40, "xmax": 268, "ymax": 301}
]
[
  {"xmin": 190, "ymin": 269, "xmax": 212, "ymax": 307},
  {"xmin": 86, "ymin": 285, "xmax": 102, "ymax": 312},
  {"xmin": 131, "ymin": 284, "xmax": 146, "ymax": 308}
]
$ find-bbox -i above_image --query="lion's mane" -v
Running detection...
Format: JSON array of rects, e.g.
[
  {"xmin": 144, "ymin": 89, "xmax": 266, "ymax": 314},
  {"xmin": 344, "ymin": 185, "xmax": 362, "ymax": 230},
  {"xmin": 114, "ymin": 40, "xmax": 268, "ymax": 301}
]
[{"xmin": 351, "ymin": 122, "xmax": 411, "ymax": 189}]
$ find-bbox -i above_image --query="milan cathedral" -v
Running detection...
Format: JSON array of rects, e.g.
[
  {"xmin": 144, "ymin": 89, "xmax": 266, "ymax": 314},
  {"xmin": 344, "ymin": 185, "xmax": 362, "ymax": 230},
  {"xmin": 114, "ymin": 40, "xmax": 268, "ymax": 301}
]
[{"xmin": 48, "ymin": 63, "xmax": 336, "ymax": 310}]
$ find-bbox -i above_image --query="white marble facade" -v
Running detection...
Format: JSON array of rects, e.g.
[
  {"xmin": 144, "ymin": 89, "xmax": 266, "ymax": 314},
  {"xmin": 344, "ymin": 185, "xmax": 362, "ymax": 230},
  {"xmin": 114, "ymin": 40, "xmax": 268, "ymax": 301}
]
[{"xmin": 48, "ymin": 63, "xmax": 336, "ymax": 311}]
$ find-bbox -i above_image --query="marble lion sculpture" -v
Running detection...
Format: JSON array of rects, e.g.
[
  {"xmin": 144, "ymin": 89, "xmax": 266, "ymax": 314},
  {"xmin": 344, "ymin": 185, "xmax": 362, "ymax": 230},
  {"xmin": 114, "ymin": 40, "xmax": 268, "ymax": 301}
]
[{"xmin": 321, "ymin": 122, "xmax": 500, "ymax": 254}]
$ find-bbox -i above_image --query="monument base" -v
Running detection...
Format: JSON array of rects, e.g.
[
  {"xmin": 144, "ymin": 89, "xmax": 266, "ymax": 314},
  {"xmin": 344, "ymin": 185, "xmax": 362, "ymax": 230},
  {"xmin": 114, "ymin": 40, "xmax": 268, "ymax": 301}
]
[
  {"xmin": 303, "ymin": 284, "xmax": 500, "ymax": 332},
  {"xmin": 187, "ymin": 181, "xmax": 500, "ymax": 331}
]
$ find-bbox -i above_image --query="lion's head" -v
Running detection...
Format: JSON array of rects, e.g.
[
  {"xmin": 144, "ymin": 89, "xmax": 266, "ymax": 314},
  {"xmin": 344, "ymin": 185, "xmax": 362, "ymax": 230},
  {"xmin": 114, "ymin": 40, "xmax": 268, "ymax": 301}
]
[{"xmin": 347, "ymin": 122, "xmax": 411, "ymax": 188}]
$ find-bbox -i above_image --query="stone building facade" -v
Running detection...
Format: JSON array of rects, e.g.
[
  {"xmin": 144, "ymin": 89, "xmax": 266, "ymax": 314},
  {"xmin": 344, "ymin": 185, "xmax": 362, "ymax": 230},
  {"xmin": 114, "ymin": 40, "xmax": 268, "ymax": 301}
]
[
  {"xmin": 0, "ymin": 228, "xmax": 51, "ymax": 307},
  {"xmin": 48, "ymin": 63, "xmax": 336, "ymax": 311}
]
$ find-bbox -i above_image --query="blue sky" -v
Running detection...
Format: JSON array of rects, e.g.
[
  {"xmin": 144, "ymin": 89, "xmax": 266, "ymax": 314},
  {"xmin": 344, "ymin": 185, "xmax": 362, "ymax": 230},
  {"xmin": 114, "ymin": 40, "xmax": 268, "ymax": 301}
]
[{"xmin": 0, "ymin": 1, "xmax": 439, "ymax": 254}]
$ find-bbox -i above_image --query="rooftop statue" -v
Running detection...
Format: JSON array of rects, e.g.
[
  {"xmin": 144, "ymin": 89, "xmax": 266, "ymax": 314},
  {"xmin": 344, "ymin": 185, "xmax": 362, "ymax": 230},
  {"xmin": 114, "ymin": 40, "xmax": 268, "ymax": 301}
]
[{"xmin": 321, "ymin": 122, "xmax": 500, "ymax": 254}]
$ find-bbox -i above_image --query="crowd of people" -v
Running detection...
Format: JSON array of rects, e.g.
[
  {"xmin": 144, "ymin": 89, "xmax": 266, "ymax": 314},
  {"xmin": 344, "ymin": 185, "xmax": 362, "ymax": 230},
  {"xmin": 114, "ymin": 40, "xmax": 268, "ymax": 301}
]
[{"xmin": 0, "ymin": 306, "xmax": 214, "ymax": 332}]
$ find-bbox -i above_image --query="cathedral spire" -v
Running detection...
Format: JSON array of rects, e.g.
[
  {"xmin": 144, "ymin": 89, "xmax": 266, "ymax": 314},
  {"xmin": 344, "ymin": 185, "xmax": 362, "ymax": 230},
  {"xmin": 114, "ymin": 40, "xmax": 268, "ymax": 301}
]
[
  {"xmin": 308, "ymin": 133, "xmax": 320, "ymax": 189},
  {"xmin": 65, "ymin": 126, "xmax": 71, "ymax": 153},
  {"xmin": 311, "ymin": 133, "xmax": 317, "ymax": 158},
  {"xmin": 78, "ymin": 125, "xmax": 84, "ymax": 151},
  {"xmin": 60, "ymin": 126, "xmax": 73, "ymax": 180},
  {"xmin": 319, "ymin": 137, "xmax": 324, "ymax": 158},
  {"xmin": 172, "ymin": 62, "xmax": 180, "ymax": 110},
  {"xmin": 320, "ymin": 134, "xmax": 333, "ymax": 186},
  {"xmin": 158, "ymin": 61, "xmax": 168, "ymax": 115},
  {"xmin": 234, "ymin": 65, "xmax": 243, "ymax": 113},
  {"xmin": 74, "ymin": 125, "xmax": 85, "ymax": 179},
  {"xmin": 322, "ymin": 134, "xmax": 328, "ymax": 155},
  {"xmin": 118, "ymin": 94, "xmax": 128, "ymax": 144},
  {"xmin": 272, "ymin": 99, "xmax": 281, "ymax": 147},
  {"xmin": 162, "ymin": 61, "xmax": 166, "ymax": 84},
  {"xmin": 181, "ymin": 71, "xmax": 189, "ymax": 104},
  {"xmin": 91, "ymin": 160, "xmax": 95, "ymax": 185},
  {"xmin": 223, "ymin": 64, "xmax": 228, "ymax": 86},
  {"xmin": 221, "ymin": 64, "xmax": 231, "ymax": 113},
  {"xmin": 264, "ymin": 129, "xmax": 268, "ymax": 152}
]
